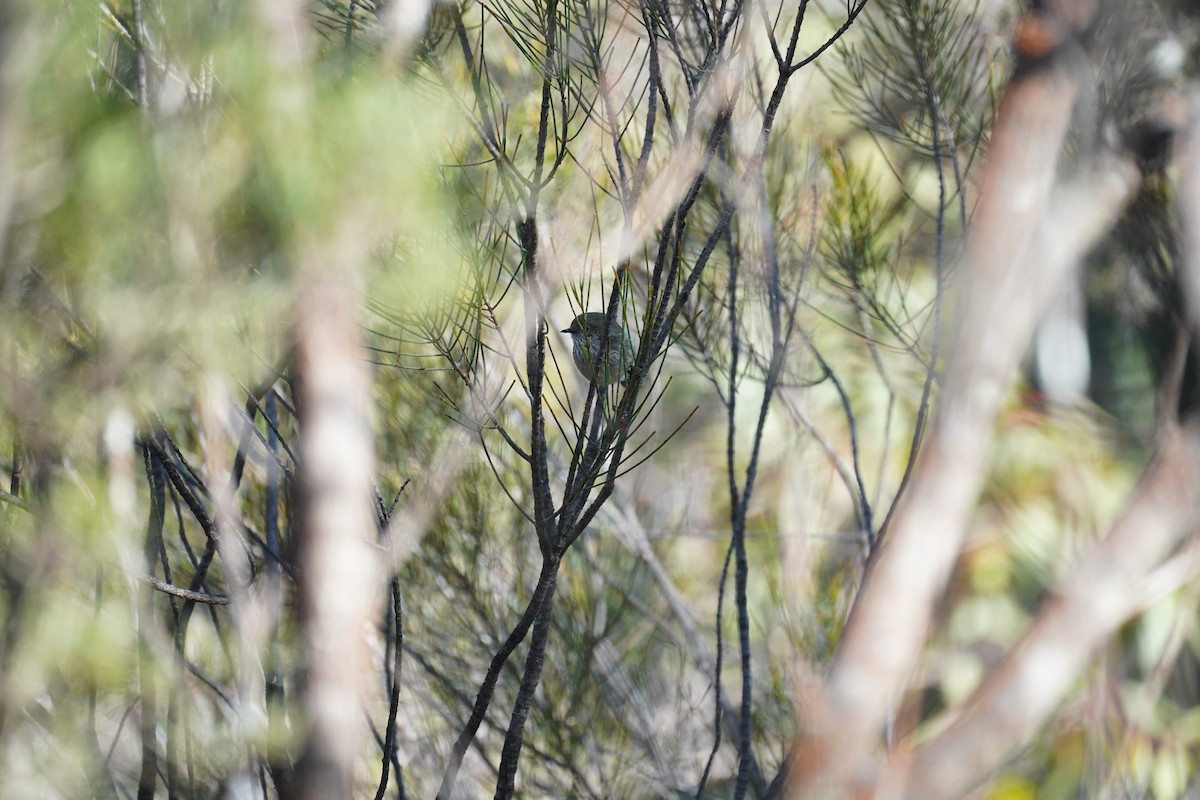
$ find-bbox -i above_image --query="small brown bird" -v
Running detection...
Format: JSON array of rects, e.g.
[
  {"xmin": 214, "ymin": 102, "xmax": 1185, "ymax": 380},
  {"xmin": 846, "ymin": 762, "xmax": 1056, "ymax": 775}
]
[{"xmin": 561, "ymin": 312, "xmax": 635, "ymax": 386}]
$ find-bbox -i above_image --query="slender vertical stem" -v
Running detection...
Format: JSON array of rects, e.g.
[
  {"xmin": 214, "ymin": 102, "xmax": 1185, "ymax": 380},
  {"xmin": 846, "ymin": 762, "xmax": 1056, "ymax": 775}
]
[
  {"xmin": 494, "ymin": 560, "xmax": 560, "ymax": 800},
  {"xmin": 138, "ymin": 447, "xmax": 166, "ymax": 800}
]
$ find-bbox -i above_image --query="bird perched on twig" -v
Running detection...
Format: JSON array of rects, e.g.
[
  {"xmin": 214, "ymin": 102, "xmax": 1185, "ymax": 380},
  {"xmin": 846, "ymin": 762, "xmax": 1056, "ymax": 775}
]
[{"xmin": 561, "ymin": 311, "xmax": 635, "ymax": 386}]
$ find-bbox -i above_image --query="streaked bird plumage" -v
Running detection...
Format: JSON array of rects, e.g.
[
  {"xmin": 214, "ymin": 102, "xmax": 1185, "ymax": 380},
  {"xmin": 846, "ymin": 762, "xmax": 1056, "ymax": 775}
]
[{"xmin": 561, "ymin": 311, "xmax": 635, "ymax": 386}]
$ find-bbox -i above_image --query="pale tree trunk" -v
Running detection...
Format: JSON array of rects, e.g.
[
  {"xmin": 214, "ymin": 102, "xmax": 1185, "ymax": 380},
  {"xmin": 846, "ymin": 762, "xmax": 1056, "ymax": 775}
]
[{"xmin": 290, "ymin": 277, "xmax": 381, "ymax": 799}]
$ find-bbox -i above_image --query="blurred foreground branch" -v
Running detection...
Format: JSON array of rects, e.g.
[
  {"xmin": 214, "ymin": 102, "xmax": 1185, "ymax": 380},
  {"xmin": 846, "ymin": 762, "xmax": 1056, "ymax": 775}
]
[
  {"xmin": 790, "ymin": 3, "xmax": 1145, "ymax": 795},
  {"xmin": 290, "ymin": 277, "xmax": 381, "ymax": 799}
]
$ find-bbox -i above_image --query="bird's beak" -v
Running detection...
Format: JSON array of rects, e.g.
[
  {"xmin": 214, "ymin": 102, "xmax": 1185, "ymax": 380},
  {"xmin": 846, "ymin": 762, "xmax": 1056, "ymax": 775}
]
[{"xmin": 560, "ymin": 328, "xmax": 572, "ymax": 334}]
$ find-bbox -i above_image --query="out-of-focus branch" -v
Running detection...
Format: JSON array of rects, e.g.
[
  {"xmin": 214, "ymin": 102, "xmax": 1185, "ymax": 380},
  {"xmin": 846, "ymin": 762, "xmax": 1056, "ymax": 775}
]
[
  {"xmin": 606, "ymin": 498, "xmax": 769, "ymax": 796},
  {"xmin": 901, "ymin": 420, "xmax": 1200, "ymax": 799},
  {"xmin": 201, "ymin": 382, "xmax": 271, "ymax": 796},
  {"xmin": 0, "ymin": 488, "xmax": 29, "ymax": 512},
  {"xmin": 1175, "ymin": 88, "xmax": 1200, "ymax": 336},
  {"xmin": 142, "ymin": 576, "xmax": 229, "ymax": 605},
  {"xmin": 290, "ymin": 277, "xmax": 381, "ymax": 800},
  {"xmin": 382, "ymin": 426, "xmax": 473, "ymax": 566},
  {"xmin": 788, "ymin": 5, "xmax": 1141, "ymax": 794}
]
